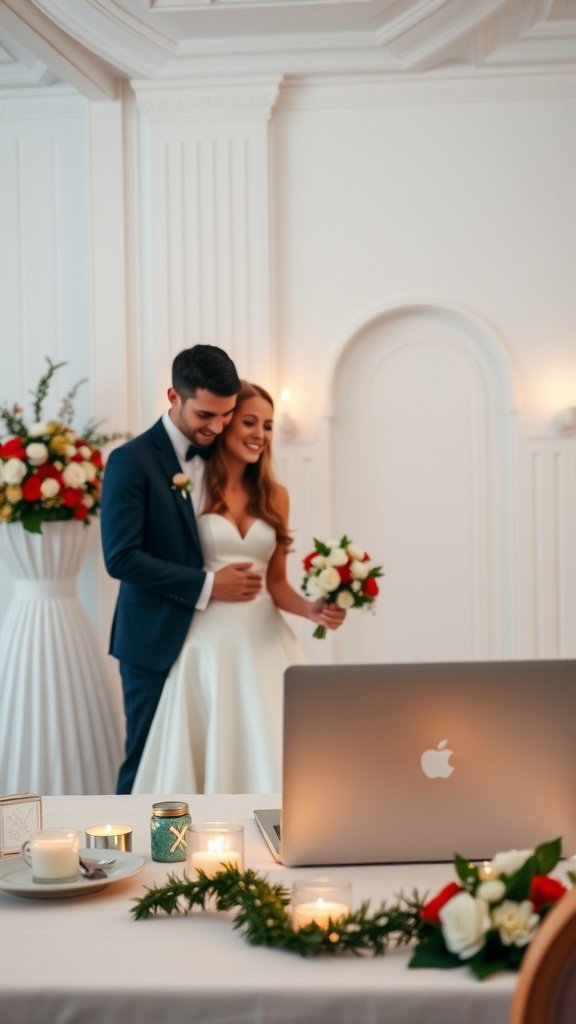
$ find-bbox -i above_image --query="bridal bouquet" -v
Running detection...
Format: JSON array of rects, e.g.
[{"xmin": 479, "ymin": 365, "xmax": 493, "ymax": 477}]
[
  {"xmin": 410, "ymin": 837, "xmax": 573, "ymax": 979},
  {"xmin": 0, "ymin": 358, "xmax": 125, "ymax": 534},
  {"xmin": 301, "ymin": 534, "xmax": 383, "ymax": 638}
]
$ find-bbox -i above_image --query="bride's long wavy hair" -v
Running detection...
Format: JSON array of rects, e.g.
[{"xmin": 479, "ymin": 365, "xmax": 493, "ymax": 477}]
[{"xmin": 205, "ymin": 381, "xmax": 291, "ymax": 549}]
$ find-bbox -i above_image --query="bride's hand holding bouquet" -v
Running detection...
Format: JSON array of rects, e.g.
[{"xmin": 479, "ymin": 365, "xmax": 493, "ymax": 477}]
[{"xmin": 302, "ymin": 535, "xmax": 383, "ymax": 638}]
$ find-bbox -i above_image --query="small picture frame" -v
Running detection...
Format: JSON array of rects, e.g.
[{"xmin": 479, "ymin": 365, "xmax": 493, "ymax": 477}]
[{"xmin": 0, "ymin": 793, "xmax": 43, "ymax": 857}]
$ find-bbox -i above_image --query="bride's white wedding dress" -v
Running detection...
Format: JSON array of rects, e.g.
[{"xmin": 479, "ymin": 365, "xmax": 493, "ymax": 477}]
[{"xmin": 132, "ymin": 514, "xmax": 306, "ymax": 794}]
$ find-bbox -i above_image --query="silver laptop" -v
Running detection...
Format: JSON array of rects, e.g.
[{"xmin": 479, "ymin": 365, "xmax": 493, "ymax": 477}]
[{"xmin": 254, "ymin": 660, "xmax": 576, "ymax": 865}]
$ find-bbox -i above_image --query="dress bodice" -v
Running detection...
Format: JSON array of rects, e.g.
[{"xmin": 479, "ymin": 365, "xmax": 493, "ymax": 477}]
[{"xmin": 198, "ymin": 514, "xmax": 277, "ymax": 575}]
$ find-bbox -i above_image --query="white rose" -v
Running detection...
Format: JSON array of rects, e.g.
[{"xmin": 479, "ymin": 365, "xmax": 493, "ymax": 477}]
[
  {"xmin": 336, "ymin": 590, "xmax": 355, "ymax": 609},
  {"xmin": 82, "ymin": 494, "xmax": 95, "ymax": 509},
  {"xmin": 25, "ymin": 442, "xmax": 49, "ymax": 466},
  {"xmin": 477, "ymin": 879, "xmax": 506, "ymax": 903},
  {"xmin": 65, "ymin": 444, "xmax": 77, "ymax": 458},
  {"xmin": 326, "ymin": 546, "xmax": 349, "ymax": 567},
  {"xmin": 311, "ymin": 554, "xmax": 326, "ymax": 569},
  {"xmin": 491, "ymin": 900, "xmax": 540, "ymax": 948},
  {"xmin": 82, "ymin": 461, "xmax": 97, "ymax": 482},
  {"xmin": 351, "ymin": 579, "xmax": 362, "ymax": 592},
  {"xmin": 40, "ymin": 478, "xmax": 60, "ymax": 499},
  {"xmin": 491, "ymin": 849, "xmax": 533, "ymax": 878},
  {"xmin": 306, "ymin": 576, "xmax": 329, "ymax": 600},
  {"xmin": 62, "ymin": 462, "xmax": 86, "ymax": 488},
  {"xmin": 318, "ymin": 566, "xmax": 341, "ymax": 593},
  {"xmin": 347, "ymin": 543, "xmax": 365, "ymax": 561},
  {"xmin": 439, "ymin": 892, "xmax": 490, "ymax": 959},
  {"xmin": 28, "ymin": 421, "xmax": 50, "ymax": 437},
  {"xmin": 79, "ymin": 445, "xmax": 92, "ymax": 460},
  {"xmin": 350, "ymin": 559, "xmax": 369, "ymax": 580},
  {"xmin": 3, "ymin": 458, "xmax": 27, "ymax": 485}
]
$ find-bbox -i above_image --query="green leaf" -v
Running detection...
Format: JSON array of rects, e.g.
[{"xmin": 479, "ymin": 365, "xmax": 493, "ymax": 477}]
[
  {"xmin": 470, "ymin": 957, "xmax": 511, "ymax": 980},
  {"xmin": 505, "ymin": 856, "xmax": 536, "ymax": 902},
  {"xmin": 313, "ymin": 537, "xmax": 330, "ymax": 557},
  {"xmin": 534, "ymin": 837, "xmax": 562, "ymax": 875},
  {"xmin": 409, "ymin": 937, "xmax": 461, "ymax": 970},
  {"xmin": 454, "ymin": 853, "xmax": 477, "ymax": 887},
  {"xmin": 22, "ymin": 512, "xmax": 43, "ymax": 534}
]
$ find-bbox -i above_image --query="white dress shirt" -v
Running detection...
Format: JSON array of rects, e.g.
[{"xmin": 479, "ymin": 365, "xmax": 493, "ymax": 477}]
[{"xmin": 162, "ymin": 411, "xmax": 213, "ymax": 610}]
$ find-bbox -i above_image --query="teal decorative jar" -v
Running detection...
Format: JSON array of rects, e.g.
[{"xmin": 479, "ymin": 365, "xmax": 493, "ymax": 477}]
[{"xmin": 150, "ymin": 801, "xmax": 191, "ymax": 862}]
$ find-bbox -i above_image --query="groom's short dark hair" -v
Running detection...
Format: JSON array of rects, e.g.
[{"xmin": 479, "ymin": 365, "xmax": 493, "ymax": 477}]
[{"xmin": 172, "ymin": 345, "xmax": 241, "ymax": 398}]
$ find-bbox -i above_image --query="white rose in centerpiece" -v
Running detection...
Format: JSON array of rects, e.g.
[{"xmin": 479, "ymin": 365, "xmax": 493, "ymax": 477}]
[
  {"xmin": 491, "ymin": 900, "xmax": 540, "ymax": 947},
  {"xmin": 336, "ymin": 590, "xmax": 355, "ymax": 609},
  {"xmin": 40, "ymin": 478, "xmax": 60, "ymax": 499},
  {"xmin": 477, "ymin": 879, "xmax": 506, "ymax": 903},
  {"xmin": 28, "ymin": 421, "xmax": 50, "ymax": 437},
  {"xmin": 318, "ymin": 567, "xmax": 341, "ymax": 593},
  {"xmin": 82, "ymin": 461, "xmax": 97, "ymax": 482},
  {"xmin": 311, "ymin": 554, "xmax": 326, "ymax": 569},
  {"xmin": 350, "ymin": 559, "xmax": 369, "ymax": 580},
  {"xmin": 491, "ymin": 849, "xmax": 533, "ymax": 877},
  {"xmin": 347, "ymin": 543, "xmax": 365, "ymax": 561},
  {"xmin": 65, "ymin": 444, "xmax": 77, "ymax": 458},
  {"xmin": 78, "ymin": 445, "xmax": 92, "ymax": 460},
  {"xmin": 62, "ymin": 462, "xmax": 87, "ymax": 488},
  {"xmin": 306, "ymin": 576, "xmax": 329, "ymax": 599},
  {"xmin": 326, "ymin": 546, "xmax": 349, "ymax": 567},
  {"xmin": 351, "ymin": 580, "xmax": 362, "ymax": 592},
  {"xmin": 439, "ymin": 892, "xmax": 490, "ymax": 959},
  {"xmin": 3, "ymin": 458, "xmax": 27, "ymax": 485},
  {"xmin": 25, "ymin": 442, "xmax": 49, "ymax": 466}
]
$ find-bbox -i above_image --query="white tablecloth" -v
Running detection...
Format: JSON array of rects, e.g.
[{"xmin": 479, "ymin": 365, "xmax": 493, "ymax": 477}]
[{"xmin": 0, "ymin": 794, "xmax": 516, "ymax": 1024}]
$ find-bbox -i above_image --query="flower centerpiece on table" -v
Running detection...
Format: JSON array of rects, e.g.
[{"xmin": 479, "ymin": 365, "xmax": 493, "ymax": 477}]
[
  {"xmin": 410, "ymin": 837, "xmax": 574, "ymax": 979},
  {"xmin": 0, "ymin": 358, "xmax": 126, "ymax": 534},
  {"xmin": 301, "ymin": 535, "xmax": 383, "ymax": 638}
]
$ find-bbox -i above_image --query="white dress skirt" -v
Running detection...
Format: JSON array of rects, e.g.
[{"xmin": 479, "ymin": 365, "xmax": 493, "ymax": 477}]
[{"xmin": 133, "ymin": 514, "xmax": 306, "ymax": 794}]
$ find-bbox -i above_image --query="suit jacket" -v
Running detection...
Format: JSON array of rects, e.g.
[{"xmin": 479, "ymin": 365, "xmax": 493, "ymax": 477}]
[{"xmin": 100, "ymin": 419, "xmax": 206, "ymax": 672}]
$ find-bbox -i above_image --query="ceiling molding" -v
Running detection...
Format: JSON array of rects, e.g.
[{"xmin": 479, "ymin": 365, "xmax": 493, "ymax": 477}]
[{"xmin": 0, "ymin": 0, "xmax": 119, "ymax": 98}]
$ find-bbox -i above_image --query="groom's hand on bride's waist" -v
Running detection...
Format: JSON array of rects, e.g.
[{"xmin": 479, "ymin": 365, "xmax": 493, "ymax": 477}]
[{"xmin": 212, "ymin": 562, "xmax": 262, "ymax": 602}]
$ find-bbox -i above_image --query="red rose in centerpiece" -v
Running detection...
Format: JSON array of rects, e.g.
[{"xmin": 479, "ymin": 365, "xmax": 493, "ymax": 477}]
[
  {"xmin": 419, "ymin": 882, "xmax": 462, "ymax": 923},
  {"xmin": 528, "ymin": 875, "xmax": 567, "ymax": 912}
]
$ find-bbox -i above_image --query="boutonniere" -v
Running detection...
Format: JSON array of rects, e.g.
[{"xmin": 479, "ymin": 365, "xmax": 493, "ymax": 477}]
[{"xmin": 171, "ymin": 472, "xmax": 193, "ymax": 499}]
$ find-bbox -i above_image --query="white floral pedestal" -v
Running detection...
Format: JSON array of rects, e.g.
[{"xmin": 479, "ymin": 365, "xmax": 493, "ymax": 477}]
[{"xmin": 0, "ymin": 521, "xmax": 122, "ymax": 795}]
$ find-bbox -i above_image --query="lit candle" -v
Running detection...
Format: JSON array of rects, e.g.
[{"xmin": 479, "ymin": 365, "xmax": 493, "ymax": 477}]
[
  {"xmin": 22, "ymin": 829, "xmax": 80, "ymax": 884},
  {"xmin": 292, "ymin": 897, "xmax": 350, "ymax": 931},
  {"xmin": 85, "ymin": 824, "xmax": 133, "ymax": 852},
  {"xmin": 478, "ymin": 861, "xmax": 494, "ymax": 881},
  {"xmin": 291, "ymin": 877, "xmax": 352, "ymax": 931},
  {"xmin": 186, "ymin": 822, "xmax": 244, "ymax": 879}
]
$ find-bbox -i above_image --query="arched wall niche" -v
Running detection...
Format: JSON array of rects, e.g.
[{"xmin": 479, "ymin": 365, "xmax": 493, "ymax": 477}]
[{"xmin": 328, "ymin": 300, "xmax": 518, "ymax": 665}]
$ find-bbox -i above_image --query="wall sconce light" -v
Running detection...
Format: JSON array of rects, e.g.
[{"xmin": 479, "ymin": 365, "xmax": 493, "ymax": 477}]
[
  {"xmin": 553, "ymin": 407, "xmax": 576, "ymax": 434},
  {"xmin": 279, "ymin": 387, "xmax": 298, "ymax": 438}
]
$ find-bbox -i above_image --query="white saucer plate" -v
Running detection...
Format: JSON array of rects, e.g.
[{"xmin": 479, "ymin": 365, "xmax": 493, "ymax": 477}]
[{"xmin": 0, "ymin": 848, "xmax": 145, "ymax": 899}]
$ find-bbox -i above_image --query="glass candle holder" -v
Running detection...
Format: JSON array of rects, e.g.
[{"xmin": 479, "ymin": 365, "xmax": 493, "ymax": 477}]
[
  {"xmin": 186, "ymin": 822, "xmax": 244, "ymax": 879},
  {"xmin": 85, "ymin": 824, "xmax": 133, "ymax": 853},
  {"xmin": 291, "ymin": 877, "xmax": 352, "ymax": 930},
  {"xmin": 21, "ymin": 829, "xmax": 80, "ymax": 884},
  {"xmin": 150, "ymin": 802, "xmax": 190, "ymax": 862}
]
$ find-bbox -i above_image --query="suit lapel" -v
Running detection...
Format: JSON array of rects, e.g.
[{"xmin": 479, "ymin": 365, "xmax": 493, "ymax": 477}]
[{"xmin": 149, "ymin": 419, "xmax": 202, "ymax": 549}]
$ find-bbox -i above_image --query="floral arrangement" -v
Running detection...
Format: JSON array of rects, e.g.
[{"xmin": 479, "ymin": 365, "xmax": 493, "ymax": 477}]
[
  {"xmin": 0, "ymin": 358, "xmax": 125, "ymax": 534},
  {"xmin": 171, "ymin": 472, "xmax": 193, "ymax": 499},
  {"xmin": 411, "ymin": 837, "xmax": 573, "ymax": 979},
  {"xmin": 131, "ymin": 838, "xmax": 573, "ymax": 976},
  {"xmin": 301, "ymin": 534, "xmax": 383, "ymax": 637}
]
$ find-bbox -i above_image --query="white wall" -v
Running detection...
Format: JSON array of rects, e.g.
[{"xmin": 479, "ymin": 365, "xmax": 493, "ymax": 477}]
[{"xmin": 1, "ymin": 72, "xmax": 575, "ymax": 675}]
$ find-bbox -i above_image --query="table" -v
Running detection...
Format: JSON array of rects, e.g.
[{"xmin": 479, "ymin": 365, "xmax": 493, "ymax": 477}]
[{"xmin": 0, "ymin": 794, "xmax": 516, "ymax": 1024}]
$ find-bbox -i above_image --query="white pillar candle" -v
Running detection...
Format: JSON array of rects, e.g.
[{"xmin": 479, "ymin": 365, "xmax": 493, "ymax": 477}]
[
  {"xmin": 291, "ymin": 877, "xmax": 352, "ymax": 931},
  {"xmin": 292, "ymin": 898, "xmax": 351, "ymax": 931},
  {"xmin": 186, "ymin": 822, "xmax": 244, "ymax": 879},
  {"xmin": 23, "ymin": 830, "xmax": 80, "ymax": 883}
]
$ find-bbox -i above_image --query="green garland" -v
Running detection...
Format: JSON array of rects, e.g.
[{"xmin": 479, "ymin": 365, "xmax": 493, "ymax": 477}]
[{"xmin": 131, "ymin": 865, "xmax": 424, "ymax": 957}]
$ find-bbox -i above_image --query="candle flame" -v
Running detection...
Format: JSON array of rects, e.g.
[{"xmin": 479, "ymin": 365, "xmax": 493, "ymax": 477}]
[
  {"xmin": 315, "ymin": 898, "xmax": 326, "ymax": 909},
  {"xmin": 208, "ymin": 837, "xmax": 226, "ymax": 854}
]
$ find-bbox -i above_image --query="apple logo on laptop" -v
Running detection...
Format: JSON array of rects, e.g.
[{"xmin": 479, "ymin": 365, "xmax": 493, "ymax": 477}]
[{"xmin": 420, "ymin": 739, "xmax": 454, "ymax": 779}]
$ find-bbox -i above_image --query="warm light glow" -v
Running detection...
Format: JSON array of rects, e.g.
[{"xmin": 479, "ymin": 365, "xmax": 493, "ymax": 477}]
[
  {"xmin": 208, "ymin": 837, "xmax": 226, "ymax": 854},
  {"xmin": 280, "ymin": 387, "xmax": 291, "ymax": 404}
]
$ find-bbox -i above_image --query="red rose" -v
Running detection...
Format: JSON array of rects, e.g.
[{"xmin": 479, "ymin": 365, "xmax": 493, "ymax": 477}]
[
  {"xmin": 37, "ymin": 463, "xmax": 61, "ymax": 480},
  {"xmin": 90, "ymin": 450, "xmax": 103, "ymax": 469},
  {"xmin": 303, "ymin": 552, "xmax": 317, "ymax": 572},
  {"xmin": 22, "ymin": 475, "xmax": 42, "ymax": 502},
  {"xmin": 529, "ymin": 875, "xmax": 567, "ymax": 913},
  {"xmin": 0, "ymin": 437, "xmax": 26, "ymax": 460},
  {"xmin": 363, "ymin": 577, "xmax": 379, "ymax": 597},
  {"xmin": 337, "ymin": 564, "xmax": 353, "ymax": 584},
  {"xmin": 62, "ymin": 487, "xmax": 84, "ymax": 508},
  {"xmin": 72, "ymin": 504, "xmax": 90, "ymax": 520},
  {"xmin": 420, "ymin": 882, "xmax": 462, "ymax": 923}
]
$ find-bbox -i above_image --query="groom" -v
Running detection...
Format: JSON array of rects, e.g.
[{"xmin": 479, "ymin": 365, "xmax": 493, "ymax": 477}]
[{"xmin": 101, "ymin": 345, "xmax": 262, "ymax": 793}]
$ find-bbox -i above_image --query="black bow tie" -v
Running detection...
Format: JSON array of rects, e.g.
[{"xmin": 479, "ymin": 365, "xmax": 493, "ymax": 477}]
[{"xmin": 185, "ymin": 443, "xmax": 212, "ymax": 462}]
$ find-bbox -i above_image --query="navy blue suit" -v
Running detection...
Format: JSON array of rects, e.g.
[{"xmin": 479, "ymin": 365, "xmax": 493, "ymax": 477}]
[{"xmin": 100, "ymin": 419, "xmax": 207, "ymax": 792}]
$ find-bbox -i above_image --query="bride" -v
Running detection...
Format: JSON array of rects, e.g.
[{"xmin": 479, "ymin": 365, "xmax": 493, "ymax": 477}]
[{"xmin": 132, "ymin": 381, "xmax": 345, "ymax": 794}]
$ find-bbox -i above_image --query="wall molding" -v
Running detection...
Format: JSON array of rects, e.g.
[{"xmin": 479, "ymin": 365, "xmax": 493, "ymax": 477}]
[{"xmin": 131, "ymin": 78, "xmax": 282, "ymax": 122}]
